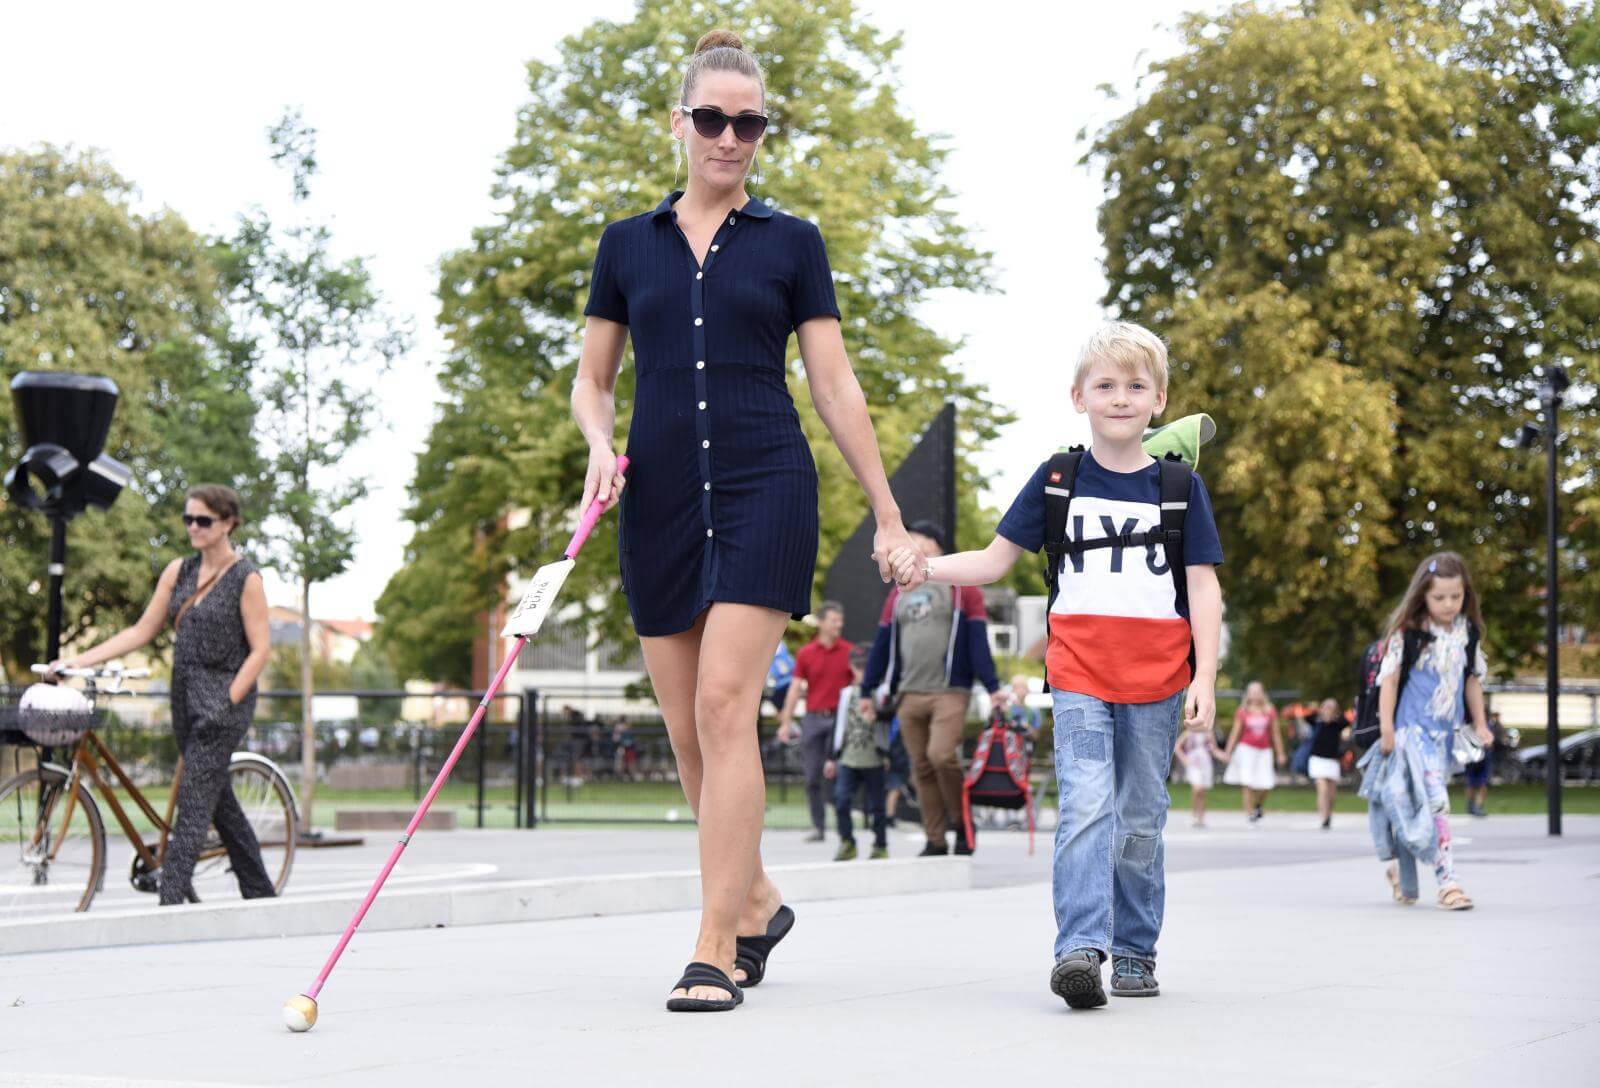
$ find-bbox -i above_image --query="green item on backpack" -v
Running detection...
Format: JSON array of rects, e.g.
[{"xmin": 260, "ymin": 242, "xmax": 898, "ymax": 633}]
[{"xmin": 1140, "ymin": 413, "xmax": 1216, "ymax": 469}]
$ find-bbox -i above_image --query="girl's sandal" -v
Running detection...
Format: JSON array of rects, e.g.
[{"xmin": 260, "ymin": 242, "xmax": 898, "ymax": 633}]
[
  {"xmin": 1438, "ymin": 885, "xmax": 1474, "ymax": 911},
  {"xmin": 1385, "ymin": 864, "xmax": 1416, "ymax": 905}
]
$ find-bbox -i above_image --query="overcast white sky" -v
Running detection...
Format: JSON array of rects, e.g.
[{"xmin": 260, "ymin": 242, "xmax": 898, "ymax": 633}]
[{"xmin": 4, "ymin": 0, "xmax": 1213, "ymax": 618}]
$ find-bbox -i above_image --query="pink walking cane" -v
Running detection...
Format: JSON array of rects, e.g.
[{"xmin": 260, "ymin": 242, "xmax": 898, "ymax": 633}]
[{"xmin": 283, "ymin": 457, "xmax": 630, "ymax": 1032}]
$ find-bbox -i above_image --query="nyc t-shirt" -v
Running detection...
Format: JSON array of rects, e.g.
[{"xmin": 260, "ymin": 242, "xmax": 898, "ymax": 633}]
[{"xmin": 997, "ymin": 450, "xmax": 1223, "ymax": 703}]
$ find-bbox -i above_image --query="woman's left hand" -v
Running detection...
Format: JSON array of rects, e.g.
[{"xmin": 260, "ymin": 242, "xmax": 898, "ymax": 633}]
[
  {"xmin": 871, "ymin": 517, "xmax": 918, "ymax": 585},
  {"xmin": 1476, "ymin": 725, "xmax": 1494, "ymax": 748}
]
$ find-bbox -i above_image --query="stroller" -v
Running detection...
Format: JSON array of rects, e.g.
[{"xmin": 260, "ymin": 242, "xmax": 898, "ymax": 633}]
[{"xmin": 961, "ymin": 708, "xmax": 1037, "ymax": 855}]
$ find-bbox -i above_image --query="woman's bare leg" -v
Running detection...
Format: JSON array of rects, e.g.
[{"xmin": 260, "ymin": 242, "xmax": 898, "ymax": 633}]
[{"xmin": 641, "ymin": 604, "xmax": 788, "ymax": 1000}]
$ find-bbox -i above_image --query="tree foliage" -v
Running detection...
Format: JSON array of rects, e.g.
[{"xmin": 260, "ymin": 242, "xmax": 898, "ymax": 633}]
[
  {"xmin": 0, "ymin": 147, "xmax": 261, "ymax": 679},
  {"xmin": 380, "ymin": 0, "xmax": 1011, "ymax": 684},
  {"xmin": 1087, "ymin": 0, "xmax": 1600, "ymax": 692},
  {"xmin": 220, "ymin": 110, "xmax": 410, "ymax": 819}
]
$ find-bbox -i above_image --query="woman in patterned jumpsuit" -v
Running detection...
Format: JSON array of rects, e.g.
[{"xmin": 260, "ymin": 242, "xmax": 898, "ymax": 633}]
[{"xmin": 53, "ymin": 483, "xmax": 276, "ymax": 904}]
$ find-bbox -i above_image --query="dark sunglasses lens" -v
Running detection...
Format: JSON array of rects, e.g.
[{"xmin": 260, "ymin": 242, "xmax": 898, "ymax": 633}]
[
  {"xmin": 732, "ymin": 114, "xmax": 767, "ymax": 142},
  {"xmin": 690, "ymin": 107, "xmax": 728, "ymax": 139},
  {"xmin": 184, "ymin": 515, "xmax": 213, "ymax": 528}
]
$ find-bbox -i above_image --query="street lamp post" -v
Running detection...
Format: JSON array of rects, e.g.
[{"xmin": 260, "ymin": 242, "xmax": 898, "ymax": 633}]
[
  {"xmin": 5, "ymin": 372, "xmax": 133, "ymax": 665},
  {"xmin": 1539, "ymin": 366, "xmax": 1569, "ymax": 837},
  {"xmin": 1521, "ymin": 365, "xmax": 1570, "ymax": 837}
]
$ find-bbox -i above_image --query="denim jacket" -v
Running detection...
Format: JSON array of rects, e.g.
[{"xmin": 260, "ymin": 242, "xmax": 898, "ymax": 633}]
[{"xmin": 1358, "ymin": 738, "xmax": 1437, "ymax": 863}]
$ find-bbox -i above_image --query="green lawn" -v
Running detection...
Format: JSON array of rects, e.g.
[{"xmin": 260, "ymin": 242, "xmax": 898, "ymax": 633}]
[{"xmin": 299, "ymin": 780, "xmax": 1597, "ymax": 829}]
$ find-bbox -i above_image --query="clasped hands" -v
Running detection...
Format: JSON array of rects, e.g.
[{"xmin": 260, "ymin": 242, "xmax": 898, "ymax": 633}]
[{"xmin": 870, "ymin": 527, "xmax": 930, "ymax": 590}]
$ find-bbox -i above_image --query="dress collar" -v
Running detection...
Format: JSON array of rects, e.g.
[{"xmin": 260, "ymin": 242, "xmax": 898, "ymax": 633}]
[{"xmin": 650, "ymin": 191, "xmax": 774, "ymax": 220}]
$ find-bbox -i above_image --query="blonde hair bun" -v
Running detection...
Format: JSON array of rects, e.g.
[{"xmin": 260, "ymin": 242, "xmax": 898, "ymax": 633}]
[{"xmin": 695, "ymin": 29, "xmax": 745, "ymax": 54}]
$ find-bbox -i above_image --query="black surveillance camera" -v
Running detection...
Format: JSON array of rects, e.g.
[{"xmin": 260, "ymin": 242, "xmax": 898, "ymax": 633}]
[{"xmin": 1515, "ymin": 422, "xmax": 1542, "ymax": 450}]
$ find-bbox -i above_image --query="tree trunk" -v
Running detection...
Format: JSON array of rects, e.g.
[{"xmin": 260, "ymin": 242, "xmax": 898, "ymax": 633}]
[{"xmin": 300, "ymin": 577, "xmax": 316, "ymax": 830}]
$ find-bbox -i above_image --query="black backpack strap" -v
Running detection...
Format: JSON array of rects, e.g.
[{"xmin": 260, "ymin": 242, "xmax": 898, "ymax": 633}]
[
  {"xmin": 1157, "ymin": 453, "xmax": 1193, "ymax": 674},
  {"xmin": 1041, "ymin": 447, "xmax": 1086, "ymax": 604},
  {"xmin": 1398, "ymin": 628, "xmax": 1430, "ymax": 705}
]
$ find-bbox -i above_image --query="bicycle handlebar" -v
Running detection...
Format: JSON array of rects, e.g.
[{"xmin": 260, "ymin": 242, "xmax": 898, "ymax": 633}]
[{"xmin": 31, "ymin": 664, "xmax": 151, "ymax": 680}]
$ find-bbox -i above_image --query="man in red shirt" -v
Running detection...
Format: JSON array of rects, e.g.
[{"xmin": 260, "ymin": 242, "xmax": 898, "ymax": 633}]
[{"xmin": 779, "ymin": 601, "xmax": 853, "ymax": 842}]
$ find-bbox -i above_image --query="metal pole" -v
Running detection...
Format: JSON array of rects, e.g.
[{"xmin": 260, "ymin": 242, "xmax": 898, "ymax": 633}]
[
  {"xmin": 45, "ymin": 516, "xmax": 67, "ymax": 663},
  {"xmin": 1544, "ymin": 381, "xmax": 1562, "ymax": 837},
  {"xmin": 523, "ymin": 688, "xmax": 539, "ymax": 829},
  {"xmin": 475, "ymin": 702, "xmax": 487, "ymax": 829},
  {"xmin": 539, "ymin": 694, "xmax": 549, "ymax": 825}
]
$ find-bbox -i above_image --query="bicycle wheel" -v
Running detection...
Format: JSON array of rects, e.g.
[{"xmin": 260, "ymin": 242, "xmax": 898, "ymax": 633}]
[
  {"xmin": 192, "ymin": 754, "xmax": 297, "ymax": 897},
  {"xmin": 0, "ymin": 764, "xmax": 107, "ymax": 918}
]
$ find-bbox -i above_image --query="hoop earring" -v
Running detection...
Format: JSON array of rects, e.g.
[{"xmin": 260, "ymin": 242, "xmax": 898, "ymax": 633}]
[
  {"xmin": 673, "ymin": 139, "xmax": 683, "ymax": 190},
  {"xmin": 751, "ymin": 151, "xmax": 761, "ymax": 188}
]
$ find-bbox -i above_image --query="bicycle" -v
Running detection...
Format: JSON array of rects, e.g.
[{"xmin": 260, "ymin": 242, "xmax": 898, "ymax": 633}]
[{"xmin": 0, "ymin": 664, "xmax": 299, "ymax": 917}]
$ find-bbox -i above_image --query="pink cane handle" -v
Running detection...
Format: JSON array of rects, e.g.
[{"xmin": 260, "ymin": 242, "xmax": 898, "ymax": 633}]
[{"xmin": 565, "ymin": 454, "xmax": 630, "ymax": 559}]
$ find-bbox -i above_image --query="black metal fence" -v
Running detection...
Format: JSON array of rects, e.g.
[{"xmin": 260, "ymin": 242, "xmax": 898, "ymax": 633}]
[{"xmin": 5, "ymin": 680, "xmax": 1594, "ymax": 832}]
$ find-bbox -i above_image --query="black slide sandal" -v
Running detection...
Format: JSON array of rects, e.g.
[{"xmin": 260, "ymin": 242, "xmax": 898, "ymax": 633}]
[
  {"xmin": 734, "ymin": 904, "xmax": 795, "ymax": 988},
  {"xmin": 665, "ymin": 961, "xmax": 744, "ymax": 1012}
]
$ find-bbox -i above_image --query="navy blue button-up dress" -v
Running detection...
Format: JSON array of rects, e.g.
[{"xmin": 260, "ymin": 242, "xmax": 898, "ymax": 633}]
[{"xmin": 585, "ymin": 192, "xmax": 841, "ymax": 637}]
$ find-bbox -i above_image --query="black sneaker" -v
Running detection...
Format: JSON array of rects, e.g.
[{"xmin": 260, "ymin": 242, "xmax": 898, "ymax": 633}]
[
  {"xmin": 1050, "ymin": 949, "xmax": 1106, "ymax": 1009},
  {"xmin": 953, "ymin": 825, "xmax": 976, "ymax": 855},
  {"xmin": 917, "ymin": 842, "xmax": 949, "ymax": 857},
  {"xmin": 1110, "ymin": 956, "xmax": 1160, "ymax": 997}
]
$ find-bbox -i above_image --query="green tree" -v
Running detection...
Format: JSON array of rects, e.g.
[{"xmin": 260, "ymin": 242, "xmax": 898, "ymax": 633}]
[
  {"xmin": 0, "ymin": 147, "xmax": 262, "ymax": 679},
  {"xmin": 379, "ymin": 0, "xmax": 1010, "ymax": 683},
  {"xmin": 1086, "ymin": 0, "xmax": 1600, "ymax": 693},
  {"xmin": 222, "ymin": 111, "xmax": 410, "ymax": 822}
]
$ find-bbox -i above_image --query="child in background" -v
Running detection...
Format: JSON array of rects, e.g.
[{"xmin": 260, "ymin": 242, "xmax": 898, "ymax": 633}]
[
  {"xmin": 1222, "ymin": 681, "xmax": 1284, "ymax": 822},
  {"xmin": 1376, "ymin": 553, "xmax": 1493, "ymax": 910},
  {"xmin": 825, "ymin": 647, "xmax": 890, "ymax": 861},
  {"xmin": 1304, "ymin": 698, "xmax": 1348, "ymax": 829},
  {"xmin": 1176, "ymin": 720, "xmax": 1226, "ymax": 828}
]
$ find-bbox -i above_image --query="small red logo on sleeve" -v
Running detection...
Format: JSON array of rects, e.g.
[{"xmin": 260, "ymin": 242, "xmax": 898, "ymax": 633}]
[{"xmin": 1049, "ymin": 472, "xmax": 1062, "ymax": 483}]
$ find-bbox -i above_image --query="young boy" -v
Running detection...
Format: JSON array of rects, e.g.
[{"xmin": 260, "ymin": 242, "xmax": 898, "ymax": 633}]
[
  {"xmin": 825, "ymin": 647, "xmax": 891, "ymax": 861},
  {"xmin": 887, "ymin": 322, "xmax": 1223, "ymax": 1008}
]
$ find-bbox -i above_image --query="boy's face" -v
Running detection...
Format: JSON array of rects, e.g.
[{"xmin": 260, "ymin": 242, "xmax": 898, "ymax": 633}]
[{"xmin": 1071, "ymin": 357, "xmax": 1166, "ymax": 443}]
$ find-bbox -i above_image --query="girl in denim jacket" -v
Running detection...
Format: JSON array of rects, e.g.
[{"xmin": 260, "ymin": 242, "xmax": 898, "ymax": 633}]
[{"xmin": 1376, "ymin": 553, "xmax": 1494, "ymax": 910}]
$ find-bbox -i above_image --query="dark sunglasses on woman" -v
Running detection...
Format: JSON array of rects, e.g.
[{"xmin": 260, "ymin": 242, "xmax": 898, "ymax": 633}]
[
  {"xmin": 182, "ymin": 514, "xmax": 216, "ymax": 528},
  {"xmin": 682, "ymin": 105, "xmax": 769, "ymax": 143}
]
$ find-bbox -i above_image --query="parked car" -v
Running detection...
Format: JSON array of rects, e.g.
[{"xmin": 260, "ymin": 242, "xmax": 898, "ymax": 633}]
[{"xmin": 1510, "ymin": 728, "xmax": 1600, "ymax": 785}]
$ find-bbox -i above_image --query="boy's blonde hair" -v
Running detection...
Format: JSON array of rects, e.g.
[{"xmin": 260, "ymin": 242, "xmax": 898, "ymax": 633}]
[{"xmin": 1073, "ymin": 322, "xmax": 1169, "ymax": 392}]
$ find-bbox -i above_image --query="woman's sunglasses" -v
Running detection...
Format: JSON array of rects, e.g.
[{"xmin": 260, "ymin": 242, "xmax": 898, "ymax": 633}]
[
  {"xmin": 682, "ymin": 105, "xmax": 768, "ymax": 143},
  {"xmin": 182, "ymin": 514, "xmax": 217, "ymax": 528}
]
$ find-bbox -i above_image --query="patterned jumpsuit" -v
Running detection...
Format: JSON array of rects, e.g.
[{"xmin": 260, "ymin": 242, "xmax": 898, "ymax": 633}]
[{"xmin": 160, "ymin": 554, "xmax": 276, "ymax": 905}]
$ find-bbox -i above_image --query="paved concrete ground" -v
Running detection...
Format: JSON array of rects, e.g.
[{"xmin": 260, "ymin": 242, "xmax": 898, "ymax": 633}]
[{"xmin": 2, "ymin": 815, "xmax": 1596, "ymax": 1087}]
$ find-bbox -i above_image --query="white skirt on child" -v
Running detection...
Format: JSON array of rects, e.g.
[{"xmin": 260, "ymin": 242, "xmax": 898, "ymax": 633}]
[
  {"xmin": 1308, "ymin": 755, "xmax": 1341, "ymax": 781},
  {"xmin": 1184, "ymin": 754, "xmax": 1214, "ymax": 790},
  {"xmin": 1223, "ymin": 745, "xmax": 1275, "ymax": 791}
]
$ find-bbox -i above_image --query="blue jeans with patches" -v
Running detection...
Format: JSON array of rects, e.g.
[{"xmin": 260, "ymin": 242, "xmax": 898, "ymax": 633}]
[{"xmin": 1050, "ymin": 689, "xmax": 1185, "ymax": 963}]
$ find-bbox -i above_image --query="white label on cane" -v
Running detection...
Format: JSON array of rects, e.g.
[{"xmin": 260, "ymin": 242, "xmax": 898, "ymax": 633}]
[{"xmin": 501, "ymin": 558, "xmax": 575, "ymax": 639}]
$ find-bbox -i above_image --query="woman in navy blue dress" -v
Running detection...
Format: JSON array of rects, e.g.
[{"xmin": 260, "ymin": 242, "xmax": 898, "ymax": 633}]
[{"xmin": 572, "ymin": 29, "xmax": 919, "ymax": 1012}]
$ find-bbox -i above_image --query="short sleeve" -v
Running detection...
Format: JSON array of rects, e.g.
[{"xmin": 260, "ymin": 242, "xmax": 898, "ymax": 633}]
[
  {"xmin": 996, "ymin": 462, "xmax": 1049, "ymax": 553},
  {"xmin": 1376, "ymin": 633, "xmax": 1404, "ymax": 685},
  {"xmin": 789, "ymin": 222, "xmax": 841, "ymax": 328},
  {"xmin": 1182, "ymin": 473, "xmax": 1224, "ymax": 565},
  {"xmin": 1473, "ymin": 641, "xmax": 1488, "ymax": 679},
  {"xmin": 792, "ymin": 647, "xmax": 812, "ymax": 684},
  {"xmin": 584, "ymin": 224, "xmax": 629, "ymax": 324}
]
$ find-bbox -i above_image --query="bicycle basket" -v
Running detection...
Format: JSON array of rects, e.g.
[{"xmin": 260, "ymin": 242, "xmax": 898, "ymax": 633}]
[{"xmin": 1, "ymin": 684, "xmax": 105, "ymax": 747}]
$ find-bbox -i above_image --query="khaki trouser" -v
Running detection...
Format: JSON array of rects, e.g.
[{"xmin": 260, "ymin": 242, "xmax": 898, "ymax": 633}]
[{"xmin": 897, "ymin": 690, "xmax": 970, "ymax": 844}]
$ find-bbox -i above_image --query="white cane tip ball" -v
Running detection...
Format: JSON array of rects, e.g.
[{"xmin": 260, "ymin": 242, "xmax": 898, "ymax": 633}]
[{"xmin": 282, "ymin": 995, "xmax": 318, "ymax": 1032}]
